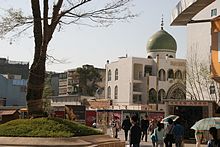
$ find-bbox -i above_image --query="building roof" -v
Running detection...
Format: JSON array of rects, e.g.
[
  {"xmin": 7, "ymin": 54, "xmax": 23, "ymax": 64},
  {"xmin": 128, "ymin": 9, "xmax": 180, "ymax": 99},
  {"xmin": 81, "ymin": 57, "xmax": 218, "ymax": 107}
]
[
  {"xmin": 146, "ymin": 28, "xmax": 177, "ymax": 53},
  {"xmin": 0, "ymin": 110, "xmax": 17, "ymax": 115}
]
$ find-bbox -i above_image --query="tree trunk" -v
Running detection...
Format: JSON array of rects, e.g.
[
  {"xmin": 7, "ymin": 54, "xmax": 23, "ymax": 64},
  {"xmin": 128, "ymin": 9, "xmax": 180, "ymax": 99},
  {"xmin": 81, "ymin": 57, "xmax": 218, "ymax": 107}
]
[{"xmin": 26, "ymin": 46, "xmax": 47, "ymax": 116}]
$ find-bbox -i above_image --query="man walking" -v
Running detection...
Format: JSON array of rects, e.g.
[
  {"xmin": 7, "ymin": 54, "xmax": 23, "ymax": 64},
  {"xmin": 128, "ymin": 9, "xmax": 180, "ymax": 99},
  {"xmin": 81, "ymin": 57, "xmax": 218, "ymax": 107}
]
[
  {"xmin": 130, "ymin": 115, "xmax": 142, "ymax": 147},
  {"xmin": 173, "ymin": 119, "xmax": 184, "ymax": 147},
  {"xmin": 122, "ymin": 115, "xmax": 132, "ymax": 141},
  {"xmin": 141, "ymin": 114, "xmax": 149, "ymax": 142}
]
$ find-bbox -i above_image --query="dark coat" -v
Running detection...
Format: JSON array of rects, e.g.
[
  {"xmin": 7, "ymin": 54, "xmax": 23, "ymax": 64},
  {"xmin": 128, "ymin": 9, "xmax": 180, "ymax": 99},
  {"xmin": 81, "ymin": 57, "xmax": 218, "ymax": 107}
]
[
  {"xmin": 122, "ymin": 118, "xmax": 132, "ymax": 130},
  {"xmin": 141, "ymin": 119, "xmax": 149, "ymax": 130},
  {"xmin": 130, "ymin": 124, "xmax": 142, "ymax": 145}
]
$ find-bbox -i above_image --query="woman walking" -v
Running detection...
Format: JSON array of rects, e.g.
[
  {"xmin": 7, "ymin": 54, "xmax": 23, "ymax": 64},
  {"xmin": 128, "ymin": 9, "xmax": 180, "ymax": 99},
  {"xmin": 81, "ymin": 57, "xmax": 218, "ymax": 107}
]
[{"xmin": 154, "ymin": 122, "xmax": 165, "ymax": 147}]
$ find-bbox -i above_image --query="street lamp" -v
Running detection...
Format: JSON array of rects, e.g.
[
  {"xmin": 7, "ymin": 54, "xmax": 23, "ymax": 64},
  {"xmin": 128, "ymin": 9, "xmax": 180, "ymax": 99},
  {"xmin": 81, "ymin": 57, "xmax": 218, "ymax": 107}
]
[{"xmin": 210, "ymin": 82, "xmax": 215, "ymax": 95}]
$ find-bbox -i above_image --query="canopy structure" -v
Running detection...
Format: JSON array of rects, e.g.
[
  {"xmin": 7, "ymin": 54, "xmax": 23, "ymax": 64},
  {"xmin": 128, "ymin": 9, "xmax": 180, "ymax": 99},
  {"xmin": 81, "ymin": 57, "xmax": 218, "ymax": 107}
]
[{"xmin": 171, "ymin": 0, "xmax": 215, "ymax": 26}]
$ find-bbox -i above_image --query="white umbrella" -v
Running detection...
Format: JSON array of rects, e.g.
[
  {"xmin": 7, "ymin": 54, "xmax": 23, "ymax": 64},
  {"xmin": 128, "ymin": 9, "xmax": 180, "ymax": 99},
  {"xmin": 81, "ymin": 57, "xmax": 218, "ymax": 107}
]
[
  {"xmin": 161, "ymin": 115, "xmax": 179, "ymax": 123},
  {"xmin": 191, "ymin": 117, "xmax": 220, "ymax": 130}
]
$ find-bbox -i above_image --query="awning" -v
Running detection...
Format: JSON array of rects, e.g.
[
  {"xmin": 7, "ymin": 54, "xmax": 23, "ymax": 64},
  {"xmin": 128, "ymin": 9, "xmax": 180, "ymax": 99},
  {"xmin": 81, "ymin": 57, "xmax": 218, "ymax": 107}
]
[
  {"xmin": 171, "ymin": 0, "xmax": 215, "ymax": 26},
  {"xmin": 0, "ymin": 110, "xmax": 17, "ymax": 115}
]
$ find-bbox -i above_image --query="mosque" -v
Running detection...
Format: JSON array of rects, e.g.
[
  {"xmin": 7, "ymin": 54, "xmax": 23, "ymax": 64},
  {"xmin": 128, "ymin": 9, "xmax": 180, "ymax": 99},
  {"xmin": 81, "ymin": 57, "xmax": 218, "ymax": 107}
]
[{"xmin": 105, "ymin": 21, "xmax": 186, "ymax": 111}]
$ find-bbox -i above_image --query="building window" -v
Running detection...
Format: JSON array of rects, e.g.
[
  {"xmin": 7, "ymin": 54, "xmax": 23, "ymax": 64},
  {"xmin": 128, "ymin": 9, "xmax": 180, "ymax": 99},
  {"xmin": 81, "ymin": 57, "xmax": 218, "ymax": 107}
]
[
  {"xmin": 114, "ymin": 86, "xmax": 118, "ymax": 99},
  {"xmin": 144, "ymin": 65, "xmax": 152, "ymax": 76},
  {"xmin": 167, "ymin": 69, "xmax": 174, "ymax": 79},
  {"xmin": 108, "ymin": 70, "xmax": 111, "ymax": 81},
  {"xmin": 158, "ymin": 89, "xmax": 166, "ymax": 102},
  {"xmin": 107, "ymin": 86, "xmax": 111, "ymax": 98},
  {"xmin": 175, "ymin": 70, "xmax": 182, "ymax": 79},
  {"xmin": 115, "ymin": 69, "xmax": 118, "ymax": 80},
  {"xmin": 149, "ymin": 88, "xmax": 157, "ymax": 103},
  {"xmin": 169, "ymin": 55, "xmax": 174, "ymax": 58},
  {"xmin": 211, "ymin": 8, "xmax": 217, "ymax": 17},
  {"xmin": 158, "ymin": 69, "xmax": 166, "ymax": 81}
]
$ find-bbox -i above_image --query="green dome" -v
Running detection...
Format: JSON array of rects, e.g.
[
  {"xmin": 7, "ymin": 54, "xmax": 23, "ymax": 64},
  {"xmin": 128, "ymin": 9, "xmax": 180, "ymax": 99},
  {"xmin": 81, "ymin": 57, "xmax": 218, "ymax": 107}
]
[{"xmin": 147, "ymin": 29, "xmax": 177, "ymax": 53}]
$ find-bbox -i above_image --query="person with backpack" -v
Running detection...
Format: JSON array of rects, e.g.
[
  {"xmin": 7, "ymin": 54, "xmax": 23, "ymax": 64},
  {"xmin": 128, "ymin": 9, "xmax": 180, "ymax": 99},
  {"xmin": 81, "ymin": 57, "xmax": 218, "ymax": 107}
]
[
  {"xmin": 207, "ymin": 127, "xmax": 220, "ymax": 147},
  {"xmin": 122, "ymin": 115, "xmax": 132, "ymax": 141}
]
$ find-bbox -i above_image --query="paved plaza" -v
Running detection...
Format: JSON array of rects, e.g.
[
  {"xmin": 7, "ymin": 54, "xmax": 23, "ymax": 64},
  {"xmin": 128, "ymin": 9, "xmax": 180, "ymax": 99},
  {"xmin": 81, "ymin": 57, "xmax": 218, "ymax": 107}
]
[{"xmin": 106, "ymin": 128, "xmax": 206, "ymax": 147}]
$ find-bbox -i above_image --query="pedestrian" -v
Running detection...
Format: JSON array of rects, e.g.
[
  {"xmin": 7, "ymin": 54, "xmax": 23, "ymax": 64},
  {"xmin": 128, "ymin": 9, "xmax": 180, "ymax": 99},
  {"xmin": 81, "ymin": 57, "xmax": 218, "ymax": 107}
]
[
  {"xmin": 141, "ymin": 114, "xmax": 149, "ymax": 142},
  {"xmin": 111, "ymin": 115, "xmax": 121, "ymax": 138},
  {"xmin": 154, "ymin": 122, "xmax": 165, "ymax": 147},
  {"xmin": 173, "ymin": 119, "xmax": 184, "ymax": 147},
  {"xmin": 207, "ymin": 127, "xmax": 220, "ymax": 147},
  {"xmin": 195, "ymin": 130, "xmax": 203, "ymax": 147},
  {"xmin": 130, "ymin": 115, "xmax": 142, "ymax": 147},
  {"xmin": 122, "ymin": 115, "xmax": 132, "ymax": 141},
  {"xmin": 149, "ymin": 119, "xmax": 158, "ymax": 147},
  {"xmin": 164, "ymin": 118, "xmax": 175, "ymax": 147}
]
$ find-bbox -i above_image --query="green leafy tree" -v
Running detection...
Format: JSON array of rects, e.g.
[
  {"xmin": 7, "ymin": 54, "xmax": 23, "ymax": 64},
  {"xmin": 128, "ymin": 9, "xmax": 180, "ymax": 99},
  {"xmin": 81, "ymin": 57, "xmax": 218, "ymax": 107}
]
[
  {"xmin": 76, "ymin": 64, "xmax": 102, "ymax": 96},
  {"xmin": 0, "ymin": 0, "xmax": 136, "ymax": 116}
]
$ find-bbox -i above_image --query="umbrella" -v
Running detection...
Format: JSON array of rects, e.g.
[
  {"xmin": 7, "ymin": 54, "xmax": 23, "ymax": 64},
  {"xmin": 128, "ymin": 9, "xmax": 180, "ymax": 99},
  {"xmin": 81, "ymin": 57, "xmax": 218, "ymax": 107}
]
[
  {"xmin": 161, "ymin": 115, "xmax": 179, "ymax": 123},
  {"xmin": 191, "ymin": 117, "xmax": 220, "ymax": 130}
]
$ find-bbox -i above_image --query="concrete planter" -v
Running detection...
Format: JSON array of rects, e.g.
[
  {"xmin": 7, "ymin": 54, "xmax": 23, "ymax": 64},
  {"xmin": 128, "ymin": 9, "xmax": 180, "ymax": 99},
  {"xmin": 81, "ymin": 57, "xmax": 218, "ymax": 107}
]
[{"xmin": 0, "ymin": 135, "xmax": 125, "ymax": 147}]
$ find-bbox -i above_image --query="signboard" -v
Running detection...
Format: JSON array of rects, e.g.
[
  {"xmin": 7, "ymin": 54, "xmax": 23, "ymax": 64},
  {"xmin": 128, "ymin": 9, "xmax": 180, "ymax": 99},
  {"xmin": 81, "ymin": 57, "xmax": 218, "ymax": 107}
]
[
  {"xmin": 168, "ymin": 101, "xmax": 209, "ymax": 106},
  {"xmin": 170, "ymin": 61, "xmax": 186, "ymax": 67},
  {"xmin": 65, "ymin": 105, "xmax": 86, "ymax": 123},
  {"xmin": 85, "ymin": 110, "xmax": 96, "ymax": 127},
  {"xmin": 148, "ymin": 111, "xmax": 164, "ymax": 121}
]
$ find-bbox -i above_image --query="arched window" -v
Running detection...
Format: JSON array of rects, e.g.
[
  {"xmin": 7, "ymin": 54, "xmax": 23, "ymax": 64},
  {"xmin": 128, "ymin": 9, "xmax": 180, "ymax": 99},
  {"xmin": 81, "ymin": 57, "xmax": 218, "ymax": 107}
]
[
  {"xmin": 175, "ymin": 70, "xmax": 182, "ymax": 79},
  {"xmin": 169, "ymin": 55, "xmax": 174, "ymax": 58},
  {"xmin": 167, "ymin": 69, "xmax": 174, "ymax": 79},
  {"xmin": 115, "ymin": 69, "xmax": 118, "ymax": 80},
  {"xmin": 108, "ymin": 70, "xmax": 111, "ymax": 81},
  {"xmin": 158, "ymin": 89, "xmax": 166, "ymax": 102},
  {"xmin": 114, "ymin": 86, "xmax": 118, "ymax": 99},
  {"xmin": 158, "ymin": 69, "xmax": 166, "ymax": 81},
  {"xmin": 149, "ymin": 88, "xmax": 157, "ymax": 103},
  {"xmin": 144, "ymin": 65, "xmax": 152, "ymax": 76},
  {"xmin": 107, "ymin": 86, "xmax": 111, "ymax": 98}
]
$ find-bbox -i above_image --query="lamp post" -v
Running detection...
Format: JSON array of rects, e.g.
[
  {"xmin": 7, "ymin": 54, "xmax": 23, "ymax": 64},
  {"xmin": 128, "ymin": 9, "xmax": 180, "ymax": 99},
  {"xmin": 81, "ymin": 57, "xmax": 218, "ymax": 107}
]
[
  {"xmin": 210, "ymin": 83, "xmax": 215, "ymax": 94},
  {"xmin": 210, "ymin": 81, "xmax": 217, "ymax": 101}
]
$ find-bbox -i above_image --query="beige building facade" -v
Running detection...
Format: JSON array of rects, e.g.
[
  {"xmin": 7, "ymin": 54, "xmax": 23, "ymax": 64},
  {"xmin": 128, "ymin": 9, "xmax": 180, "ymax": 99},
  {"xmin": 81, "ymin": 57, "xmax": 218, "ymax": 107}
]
[{"xmin": 105, "ymin": 25, "xmax": 186, "ymax": 110}]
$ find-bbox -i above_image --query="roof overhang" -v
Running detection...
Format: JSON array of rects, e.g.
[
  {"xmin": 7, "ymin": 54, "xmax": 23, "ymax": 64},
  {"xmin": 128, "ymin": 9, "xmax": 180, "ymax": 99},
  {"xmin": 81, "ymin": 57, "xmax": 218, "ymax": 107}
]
[{"xmin": 171, "ymin": 0, "xmax": 216, "ymax": 26}]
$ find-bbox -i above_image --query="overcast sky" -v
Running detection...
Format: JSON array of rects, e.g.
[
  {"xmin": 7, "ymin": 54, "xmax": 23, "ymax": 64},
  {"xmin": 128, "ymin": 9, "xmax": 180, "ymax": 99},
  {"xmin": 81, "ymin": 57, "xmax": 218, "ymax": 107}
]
[{"xmin": 0, "ymin": 0, "xmax": 186, "ymax": 72}]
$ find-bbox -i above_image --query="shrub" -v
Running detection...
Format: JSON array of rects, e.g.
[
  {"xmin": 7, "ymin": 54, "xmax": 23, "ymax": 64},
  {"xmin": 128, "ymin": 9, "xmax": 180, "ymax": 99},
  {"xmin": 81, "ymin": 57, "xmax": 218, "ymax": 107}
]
[{"xmin": 0, "ymin": 117, "xmax": 103, "ymax": 137}]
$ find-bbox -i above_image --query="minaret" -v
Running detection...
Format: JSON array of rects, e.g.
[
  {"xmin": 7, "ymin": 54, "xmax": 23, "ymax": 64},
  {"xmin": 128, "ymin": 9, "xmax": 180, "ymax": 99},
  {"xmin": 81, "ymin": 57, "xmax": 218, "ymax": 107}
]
[{"xmin": 161, "ymin": 15, "xmax": 164, "ymax": 30}]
